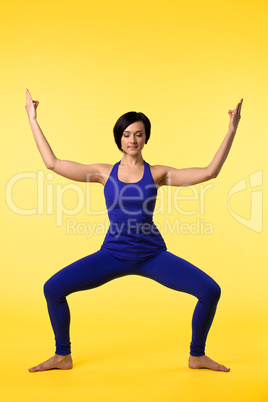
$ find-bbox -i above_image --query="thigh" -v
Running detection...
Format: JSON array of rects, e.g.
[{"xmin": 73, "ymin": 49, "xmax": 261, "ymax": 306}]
[
  {"xmin": 136, "ymin": 251, "xmax": 218, "ymax": 299},
  {"xmin": 44, "ymin": 249, "xmax": 130, "ymax": 297}
]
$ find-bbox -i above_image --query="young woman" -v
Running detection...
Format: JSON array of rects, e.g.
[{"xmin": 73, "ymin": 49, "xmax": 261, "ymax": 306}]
[{"xmin": 25, "ymin": 89, "xmax": 243, "ymax": 373}]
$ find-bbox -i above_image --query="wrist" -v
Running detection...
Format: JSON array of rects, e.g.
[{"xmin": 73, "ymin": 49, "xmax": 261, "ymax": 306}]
[
  {"xmin": 228, "ymin": 127, "xmax": 236, "ymax": 136},
  {"xmin": 29, "ymin": 117, "xmax": 38, "ymax": 125}
]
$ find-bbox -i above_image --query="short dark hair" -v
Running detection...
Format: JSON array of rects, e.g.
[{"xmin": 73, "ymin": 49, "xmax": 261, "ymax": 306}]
[{"xmin": 113, "ymin": 111, "xmax": 151, "ymax": 152}]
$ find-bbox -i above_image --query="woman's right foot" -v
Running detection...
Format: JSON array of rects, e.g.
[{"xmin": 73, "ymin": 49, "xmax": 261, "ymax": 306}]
[
  {"xmin": 188, "ymin": 354, "xmax": 230, "ymax": 372},
  {"xmin": 28, "ymin": 354, "xmax": 73, "ymax": 372}
]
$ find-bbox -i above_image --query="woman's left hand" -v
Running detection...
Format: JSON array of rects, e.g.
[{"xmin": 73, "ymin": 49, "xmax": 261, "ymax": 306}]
[
  {"xmin": 228, "ymin": 98, "xmax": 243, "ymax": 133},
  {"xmin": 25, "ymin": 89, "xmax": 39, "ymax": 122}
]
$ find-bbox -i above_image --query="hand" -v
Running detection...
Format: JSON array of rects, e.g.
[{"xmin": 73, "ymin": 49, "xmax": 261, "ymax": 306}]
[
  {"xmin": 228, "ymin": 98, "xmax": 243, "ymax": 133},
  {"xmin": 25, "ymin": 89, "xmax": 39, "ymax": 121}
]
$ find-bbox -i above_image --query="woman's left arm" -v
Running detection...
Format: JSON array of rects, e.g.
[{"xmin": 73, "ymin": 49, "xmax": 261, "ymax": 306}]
[{"xmin": 161, "ymin": 98, "xmax": 243, "ymax": 187}]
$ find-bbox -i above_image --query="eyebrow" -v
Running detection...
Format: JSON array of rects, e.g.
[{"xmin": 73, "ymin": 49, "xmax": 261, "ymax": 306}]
[{"xmin": 123, "ymin": 130, "xmax": 144, "ymax": 133}]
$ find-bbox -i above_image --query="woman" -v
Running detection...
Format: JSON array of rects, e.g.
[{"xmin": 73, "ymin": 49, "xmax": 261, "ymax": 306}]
[{"xmin": 25, "ymin": 89, "xmax": 243, "ymax": 373}]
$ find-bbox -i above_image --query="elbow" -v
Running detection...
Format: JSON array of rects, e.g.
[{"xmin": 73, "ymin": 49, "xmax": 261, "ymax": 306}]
[
  {"xmin": 207, "ymin": 167, "xmax": 219, "ymax": 180},
  {"xmin": 210, "ymin": 171, "xmax": 218, "ymax": 179},
  {"xmin": 45, "ymin": 158, "xmax": 58, "ymax": 170},
  {"xmin": 45, "ymin": 162, "xmax": 55, "ymax": 170}
]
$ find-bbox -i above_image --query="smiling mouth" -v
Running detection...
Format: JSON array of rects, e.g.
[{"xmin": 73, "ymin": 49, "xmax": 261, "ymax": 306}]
[{"xmin": 129, "ymin": 146, "xmax": 137, "ymax": 148}]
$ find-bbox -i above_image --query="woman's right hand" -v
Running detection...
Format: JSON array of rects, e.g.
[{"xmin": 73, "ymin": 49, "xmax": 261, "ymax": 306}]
[
  {"xmin": 25, "ymin": 89, "xmax": 39, "ymax": 122},
  {"xmin": 228, "ymin": 98, "xmax": 243, "ymax": 133}
]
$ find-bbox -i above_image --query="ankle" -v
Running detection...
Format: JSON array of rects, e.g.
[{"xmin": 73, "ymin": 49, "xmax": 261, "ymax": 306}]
[
  {"xmin": 189, "ymin": 354, "xmax": 205, "ymax": 359},
  {"xmin": 55, "ymin": 353, "xmax": 72, "ymax": 359}
]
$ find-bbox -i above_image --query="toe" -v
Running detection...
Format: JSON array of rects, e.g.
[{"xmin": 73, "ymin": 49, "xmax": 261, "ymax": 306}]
[{"xmin": 220, "ymin": 365, "xmax": 230, "ymax": 372}]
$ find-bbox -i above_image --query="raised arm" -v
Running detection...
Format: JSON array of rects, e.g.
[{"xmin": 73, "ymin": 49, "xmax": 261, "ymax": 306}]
[
  {"xmin": 157, "ymin": 99, "xmax": 243, "ymax": 187},
  {"xmin": 25, "ymin": 89, "xmax": 110, "ymax": 183}
]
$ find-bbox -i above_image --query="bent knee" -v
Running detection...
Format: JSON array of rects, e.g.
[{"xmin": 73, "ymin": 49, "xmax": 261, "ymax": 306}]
[
  {"xmin": 200, "ymin": 280, "xmax": 221, "ymax": 305},
  {"xmin": 43, "ymin": 279, "xmax": 52, "ymax": 299},
  {"xmin": 43, "ymin": 278, "xmax": 59, "ymax": 300},
  {"xmin": 209, "ymin": 281, "xmax": 221, "ymax": 303}
]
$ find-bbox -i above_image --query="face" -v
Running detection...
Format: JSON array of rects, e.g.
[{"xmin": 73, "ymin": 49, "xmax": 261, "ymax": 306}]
[{"xmin": 121, "ymin": 121, "xmax": 146, "ymax": 154}]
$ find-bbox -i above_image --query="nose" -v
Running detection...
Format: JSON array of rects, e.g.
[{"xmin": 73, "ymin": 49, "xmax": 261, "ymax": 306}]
[{"xmin": 129, "ymin": 136, "xmax": 137, "ymax": 144}]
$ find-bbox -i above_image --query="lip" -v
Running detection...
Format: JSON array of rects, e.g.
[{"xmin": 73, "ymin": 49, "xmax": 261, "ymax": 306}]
[{"xmin": 128, "ymin": 146, "xmax": 138, "ymax": 148}]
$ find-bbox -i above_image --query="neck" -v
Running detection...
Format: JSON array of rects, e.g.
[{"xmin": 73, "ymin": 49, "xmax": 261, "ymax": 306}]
[{"xmin": 120, "ymin": 153, "xmax": 144, "ymax": 166}]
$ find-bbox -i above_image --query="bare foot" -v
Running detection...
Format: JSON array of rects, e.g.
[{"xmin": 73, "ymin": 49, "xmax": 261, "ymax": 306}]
[
  {"xmin": 188, "ymin": 355, "xmax": 230, "ymax": 372},
  {"xmin": 28, "ymin": 354, "xmax": 73, "ymax": 372}
]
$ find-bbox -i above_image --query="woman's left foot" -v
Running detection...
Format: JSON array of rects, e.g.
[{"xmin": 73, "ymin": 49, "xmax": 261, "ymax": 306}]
[
  {"xmin": 188, "ymin": 355, "xmax": 230, "ymax": 372},
  {"xmin": 28, "ymin": 354, "xmax": 73, "ymax": 372}
]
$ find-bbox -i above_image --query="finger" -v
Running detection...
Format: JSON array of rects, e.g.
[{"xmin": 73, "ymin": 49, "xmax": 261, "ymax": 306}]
[
  {"xmin": 26, "ymin": 90, "xmax": 33, "ymax": 103},
  {"xmin": 233, "ymin": 100, "xmax": 242, "ymax": 115},
  {"xmin": 235, "ymin": 99, "xmax": 241, "ymax": 109},
  {"xmin": 235, "ymin": 103, "xmax": 241, "ymax": 116},
  {"xmin": 238, "ymin": 98, "xmax": 243, "ymax": 114},
  {"xmin": 237, "ymin": 98, "xmax": 243, "ymax": 107}
]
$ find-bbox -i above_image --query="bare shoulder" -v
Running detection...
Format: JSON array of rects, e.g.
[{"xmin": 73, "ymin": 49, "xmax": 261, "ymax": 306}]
[
  {"xmin": 91, "ymin": 163, "xmax": 113, "ymax": 185},
  {"xmin": 50, "ymin": 160, "xmax": 114, "ymax": 183},
  {"xmin": 149, "ymin": 164, "xmax": 170, "ymax": 187},
  {"xmin": 93, "ymin": 163, "xmax": 113, "ymax": 173},
  {"xmin": 149, "ymin": 163, "xmax": 213, "ymax": 187}
]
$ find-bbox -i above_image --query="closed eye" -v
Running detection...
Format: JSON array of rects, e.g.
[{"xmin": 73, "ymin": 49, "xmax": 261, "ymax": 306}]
[{"xmin": 123, "ymin": 134, "xmax": 143, "ymax": 137}]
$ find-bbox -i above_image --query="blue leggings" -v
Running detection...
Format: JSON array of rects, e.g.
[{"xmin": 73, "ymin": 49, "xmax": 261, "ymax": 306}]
[{"xmin": 43, "ymin": 249, "xmax": 221, "ymax": 357}]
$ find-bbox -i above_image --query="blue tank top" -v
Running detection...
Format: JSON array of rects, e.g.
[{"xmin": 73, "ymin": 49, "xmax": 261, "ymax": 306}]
[{"xmin": 100, "ymin": 160, "xmax": 167, "ymax": 262}]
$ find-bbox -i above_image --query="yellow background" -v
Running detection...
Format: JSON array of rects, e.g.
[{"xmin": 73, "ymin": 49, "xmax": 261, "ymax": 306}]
[{"xmin": 1, "ymin": 0, "xmax": 267, "ymax": 400}]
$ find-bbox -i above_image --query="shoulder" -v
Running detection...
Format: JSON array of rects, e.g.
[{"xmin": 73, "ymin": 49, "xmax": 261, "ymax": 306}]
[
  {"xmin": 82, "ymin": 163, "xmax": 114, "ymax": 185},
  {"xmin": 94, "ymin": 163, "xmax": 114, "ymax": 173},
  {"xmin": 148, "ymin": 164, "xmax": 170, "ymax": 187}
]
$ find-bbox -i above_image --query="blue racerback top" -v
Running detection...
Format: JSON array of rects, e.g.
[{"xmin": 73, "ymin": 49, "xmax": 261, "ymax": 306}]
[{"xmin": 100, "ymin": 160, "xmax": 167, "ymax": 262}]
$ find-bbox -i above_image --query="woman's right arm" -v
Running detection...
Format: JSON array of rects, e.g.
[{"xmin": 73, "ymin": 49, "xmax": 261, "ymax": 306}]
[{"xmin": 25, "ymin": 89, "xmax": 109, "ymax": 183}]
